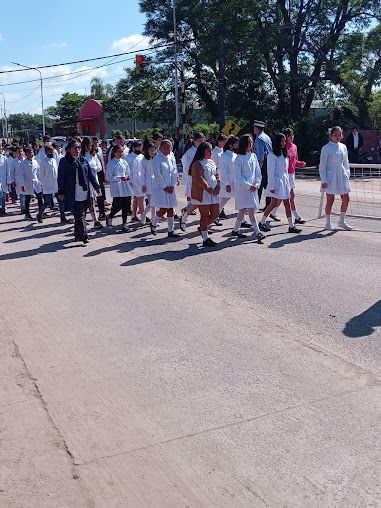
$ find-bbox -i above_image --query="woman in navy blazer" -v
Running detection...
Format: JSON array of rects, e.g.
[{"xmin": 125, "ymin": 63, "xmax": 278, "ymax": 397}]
[{"xmin": 58, "ymin": 140, "xmax": 100, "ymax": 244}]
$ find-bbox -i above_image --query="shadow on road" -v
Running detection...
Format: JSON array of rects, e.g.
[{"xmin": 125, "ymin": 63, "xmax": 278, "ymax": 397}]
[
  {"xmin": 342, "ymin": 300, "xmax": 381, "ymax": 338},
  {"xmin": 267, "ymin": 230, "xmax": 336, "ymax": 249}
]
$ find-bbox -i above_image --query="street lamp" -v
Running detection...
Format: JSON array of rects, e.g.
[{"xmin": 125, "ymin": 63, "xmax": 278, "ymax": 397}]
[
  {"xmin": 0, "ymin": 93, "xmax": 8, "ymax": 139},
  {"xmin": 11, "ymin": 62, "xmax": 45, "ymax": 136}
]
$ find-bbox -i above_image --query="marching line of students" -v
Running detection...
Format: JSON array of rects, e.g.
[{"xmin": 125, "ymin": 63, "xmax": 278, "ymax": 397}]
[{"xmin": 0, "ymin": 122, "xmax": 354, "ymax": 246}]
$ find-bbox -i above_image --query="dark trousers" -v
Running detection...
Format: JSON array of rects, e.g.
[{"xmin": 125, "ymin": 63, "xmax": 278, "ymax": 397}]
[
  {"xmin": 109, "ymin": 196, "xmax": 130, "ymax": 224},
  {"xmin": 98, "ymin": 170, "xmax": 107, "ymax": 202},
  {"xmin": 258, "ymin": 160, "xmax": 271, "ymax": 209},
  {"xmin": 74, "ymin": 200, "xmax": 89, "ymax": 241},
  {"xmin": 348, "ymin": 150, "xmax": 359, "ymax": 164},
  {"xmin": 25, "ymin": 192, "xmax": 44, "ymax": 216}
]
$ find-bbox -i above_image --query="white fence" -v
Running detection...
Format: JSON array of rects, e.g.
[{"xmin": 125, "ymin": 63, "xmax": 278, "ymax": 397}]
[{"xmin": 318, "ymin": 163, "xmax": 381, "ymax": 220}]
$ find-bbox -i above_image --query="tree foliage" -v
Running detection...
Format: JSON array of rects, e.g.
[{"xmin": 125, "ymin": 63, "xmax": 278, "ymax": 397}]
[
  {"xmin": 7, "ymin": 113, "xmax": 53, "ymax": 132},
  {"xmin": 138, "ymin": 0, "xmax": 381, "ymax": 127},
  {"xmin": 45, "ymin": 92, "xmax": 87, "ymax": 122}
]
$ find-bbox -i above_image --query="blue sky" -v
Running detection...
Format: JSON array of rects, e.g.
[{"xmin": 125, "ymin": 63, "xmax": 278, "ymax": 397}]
[{"xmin": 0, "ymin": 0, "xmax": 149, "ymax": 115}]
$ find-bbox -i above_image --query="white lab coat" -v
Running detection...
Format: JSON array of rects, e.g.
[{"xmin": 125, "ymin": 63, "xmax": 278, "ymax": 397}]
[
  {"xmin": 191, "ymin": 159, "xmax": 219, "ymax": 206},
  {"xmin": 130, "ymin": 154, "xmax": 145, "ymax": 197},
  {"xmin": 85, "ymin": 153, "xmax": 100, "ymax": 198},
  {"xmin": 10, "ymin": 157, "xmax": 25, "ymax": 195},
  {"xmin": 106, "ymin": 158, "xmax": 133, "ymax": 198},
  {"xmin": 39, "ymin": 157, "xmax": 58, "ymax": 194},
  {"xmin": 151, "ymin": 151, "xmax": 178, "ymax": 209},
  {"xmin": 219, "ymin": 150, "xmax": 236, "ymax": 199},
  {"xmin": 211, "ymin": 146, "xmax": 223, "ymax": 168},
  {"xmin": 0, "ymin": 154, "xmax": 9, "ymax": 192},
  {"xmin": 264, "ymin": 153, "xmax": 291, "ymax": 200},
  {"xmin": 319, "ymin": 141, "xmax": 351, "ymax": 195},
  {"xmin": 181, "ymin": 145, "xmax": 196, "ymax": 197},
  {"xmin": 234, "ymin": 152, "xmax": 262, "ymax": 210},
  {"xmin": 141, "ymin": 157, "xmax": 154, "ymax": 194},
  {"xmin": 20, "ymin": 158, "xmax": 42, "ymax": 195}
]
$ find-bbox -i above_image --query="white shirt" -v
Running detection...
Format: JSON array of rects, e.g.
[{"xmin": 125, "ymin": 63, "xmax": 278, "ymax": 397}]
[{"xmin": 353, "ymin": 133, "xmax": 359, "ymax": 149}]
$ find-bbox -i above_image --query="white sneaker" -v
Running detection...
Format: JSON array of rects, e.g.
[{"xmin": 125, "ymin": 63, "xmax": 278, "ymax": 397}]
[
  {"xmin": 324, "ymin": 223, "xmax": 336, "ymax": 230},
  {"xmin": 337, "ymin": 221, "xmax": 353, "ymax": 230},
  {"xmin": 139, "ymin": 215, "xmax": 146, "ymax": 225}
]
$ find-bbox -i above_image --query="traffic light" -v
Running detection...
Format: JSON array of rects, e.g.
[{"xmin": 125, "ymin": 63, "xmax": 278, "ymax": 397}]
[{"xmin": 135, "ymin": 54, "xmax": 145, "ymax": 74}]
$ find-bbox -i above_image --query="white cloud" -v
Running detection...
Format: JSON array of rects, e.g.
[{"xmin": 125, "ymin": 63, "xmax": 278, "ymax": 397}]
[
  {"xmin": 111, "ymin": 34, "xmax": 151, "ymax": 53},
  {"xmin": 44, "ymin": 42, "xmax": 68, "ymax": 49}
]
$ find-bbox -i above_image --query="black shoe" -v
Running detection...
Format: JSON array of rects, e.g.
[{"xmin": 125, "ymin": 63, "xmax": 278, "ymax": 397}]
[
  {"xmin": 288, "ymin": 226, "xmax": 302, "ymax": 233},
  {"xmin": 179, "ymin": 217, "xmax": 186, "ymax": 232},
  {"xmin": 240, "ymin": 222, "xmax": 252, "ymax": 228},
  {"xmin": 168, "ymin": 231, "xmax": 180, "ymax": 238},
  {"xmin": 203, "ymin": 237, "xmax": 217, "ymax": 247},
  {"xmin": 219, "ymin": 209, "xmax": 227, "ymax": 219},
  {"xmin": 150, "ymin": 224, "xmax": 157, "ymax": 236},
  {"xmin": 94, "ymin": 221, "xmax": 103, "ymax": 229},
  {"xmin": 42, "ymin": 212, "xmax": 50, "ymax": 218},
  {"xmin": 259, "ymin": 222, "xmax": 271, "ymax": 232},
  {"xmin": 83, "ymin": 238, "xmax": 89, "ymax": 245},
  {"xmin": 131, "ymin": 215, "xmax": 140, "ymax": 222},
  {"xmin": 98, "ymin": 213, "xmax": 107, "ymax": 220},
  {"xmin": 255, "ymin": 232, "xmax": 266, "ymax": 241},
  {"xmin": 24, "ymin": 213, "xmax": 33, "ymax": 219},
  {"xmin": 294, "ymin": 218, "xmax": 305, "ymax": 224},
  {"xmin": 231, "ymin": 230, "xmax": 247, "ymax": 238},
  {"xmin": 174, "ymin": 214, "xmax": 179, "ymax": 220},
  {"xmin": 50, "ymin": 206, "xmax": 59, "ymax": 211},
  {"xmin": 37, "ymin": 215, "xmax": 43, "ymax": 223},
  {"xmin": 269, "ymin": 213, "xmax": 281, "ymax": 222},
  {"xmin": 214, "ymin": 219, "xmax": 223, "ymax": 226},
  {"xmin": 60, "ymin": 217, "xmax": 69, "ymax": 224},
  {"xmin": 145, "ymin": 217, "xmax": 151, "ymax": 223}
]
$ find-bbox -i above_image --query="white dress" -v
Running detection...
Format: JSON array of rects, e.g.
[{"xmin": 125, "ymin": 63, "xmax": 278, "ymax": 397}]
[
  {"xmin": 141, "ymin": 158, "xmax": 154, "ymax": 195},
  {"xmin": 211, "ymin": 146, "xmax": 223, "ymax": 168},
  {"xmin": 181, "ymin": 145, "xmax": 196, "ymax": 197},
  {"xmin": 191, "ymin": 159, "xmax": 219, "ymax": 206},
  {"xmin": 219, "ymin": 150, "xmax": 236, "ymax": 199},
  {"xmin": 130, "ymin": 154, "xmax": 145, "ymax": 197},
  {"xmin": 39, "ymin": 157, "xmax": 58, "ymax": 194},
  {"xmin": 234, "ymin": 153, "xmax": 261, "ymax": 210},
  {"xmin": 319, "ymin": 141, "xmax": 351, "ymax": 195},
  {"xmin": 264, "ymin": 153, "xmax": 291, "ymax": 200},
  {"xmin": 151, "ymin": 151, "xmax": 178, "ymax": 208},
  {"xmin": 106, "ymin": 158, "xmax": 133, "ymax": 198}
]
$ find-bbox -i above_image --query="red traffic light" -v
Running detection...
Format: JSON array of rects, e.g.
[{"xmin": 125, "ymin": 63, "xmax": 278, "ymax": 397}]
[{"xmin": 137, "ymin": 55, "xmax": 144, "ymax": 62}]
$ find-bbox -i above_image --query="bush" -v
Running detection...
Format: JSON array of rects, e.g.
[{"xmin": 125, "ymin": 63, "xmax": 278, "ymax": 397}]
[{"xmin": 111, "ymin": 129, "xmax": 122, "ymax": 138}]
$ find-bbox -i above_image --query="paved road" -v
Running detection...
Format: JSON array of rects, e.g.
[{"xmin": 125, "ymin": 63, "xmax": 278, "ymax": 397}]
[{"xmin": 1, "ymin": 180, "xmax": 380, "ymax": 507}]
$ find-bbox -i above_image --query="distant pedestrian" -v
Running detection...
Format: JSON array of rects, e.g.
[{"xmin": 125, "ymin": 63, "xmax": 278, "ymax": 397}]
[
  {"xmin": 345, "ymin": 126, "xmax": 363, "ymax": 164},
  {"xmin": 254, "ymin": 120, "xmax": 273, "ymax": 211},
  {"xmin": 218, "ymin": 136, "xmax": 239, "ymax": 219}
]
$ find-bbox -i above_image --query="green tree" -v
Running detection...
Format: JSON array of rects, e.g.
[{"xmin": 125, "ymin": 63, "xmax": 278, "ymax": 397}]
[
  {"xmin": 46, "ymin": 93, "xmax": 87, "ymax": 122},
  {"xmin": 7, "ymin": 113, "xmax": 53, "ymax": 131},
  {"xmin": 89, "ymin": 77, "xmax": 114, "ymax": 100}
]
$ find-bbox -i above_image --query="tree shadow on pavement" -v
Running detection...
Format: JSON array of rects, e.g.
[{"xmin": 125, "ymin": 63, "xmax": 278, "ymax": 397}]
[
  {"xmin": 3, "ymin": 226, "xmax": 73, "ymax": 243},
  {"xmin": 267, "ymin": 230, "xmax": 336, "ymax": 249},
  {"xmin": 0, "ymin": 238, "xmax": 80, "ymax": 261},
  {"xmin": 342, "ymin": 301, "xmax": 381, "ymax": 338}
]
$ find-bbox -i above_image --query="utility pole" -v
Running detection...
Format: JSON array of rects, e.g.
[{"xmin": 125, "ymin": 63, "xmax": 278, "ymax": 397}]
[
  {"xmin": 0, "ymin": 93, "xmax": 8, "ymax": 140},
  {"xmin": 12, "ymin": 62, "xmax": 45, "ymax": 136},
  {"xmin": 218, "ymin": 31, "xmax": 226, "ymax": 132},
  {"xmin": 173, "ymin": 0, "xmax": 180, "ymax": 143}
]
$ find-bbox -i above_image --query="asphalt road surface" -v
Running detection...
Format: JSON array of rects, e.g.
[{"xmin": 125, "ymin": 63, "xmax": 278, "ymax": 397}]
[{"xmin": 1, "ymin": 179, "xmax": 380, "ymax": 507}]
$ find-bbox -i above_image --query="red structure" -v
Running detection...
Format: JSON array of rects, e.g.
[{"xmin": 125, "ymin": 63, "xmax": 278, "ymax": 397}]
[{"xmin": 79, "ymin": 100, "xmax": 104, "ymax": 137}]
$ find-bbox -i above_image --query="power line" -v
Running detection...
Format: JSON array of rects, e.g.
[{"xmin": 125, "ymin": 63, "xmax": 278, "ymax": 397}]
[{"xmin": 0, "ymin": 41, "xmax": 175, "ymax": 76}]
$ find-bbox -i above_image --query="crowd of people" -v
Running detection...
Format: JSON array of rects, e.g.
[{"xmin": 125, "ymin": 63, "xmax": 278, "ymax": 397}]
[{"xmin": 0, "ymin": 121, "xmax": 353, "ymax": 247}]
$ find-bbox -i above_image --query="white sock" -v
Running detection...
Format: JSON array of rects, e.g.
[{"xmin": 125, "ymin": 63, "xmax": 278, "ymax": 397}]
[
  {"xmin": 288, "ymin": 216, "xmax": 294, "ymax": 227},
  {"xmin": 293, "ymin": 209, "xmax": 301, "ymax": 220},
  {"xmin": 219, "ymin": 197, "xmax": 229, "ymax": 211},
  {"xmin": 260, "ymin": 215, "xmax": 267, "ymax": 225},
  {"xmin": 151, "ymin": 207, "xmax": 156, "ymax": 219},
  {"xmin": 233, "ymin": 219, "xmax": 241, "ymax": 232},
  {"xmin": 152, "ymin": 214, "xmax": 160, "ymax": 227},
  {"xmin": 181, "ymin": 211, "xmax": 188, "ymax": 223},
  {"xmin": 201, "ymin": 230, "xmax": 208, "ymax": 240},
  {"xmin": 248, "ymin": 209, "xmax": 260, "ymax": 235},
  {"xmin": 168, "ymin": 216, "xmax": 174, "ymax": 232},
  {"xmin": 272, "ymin": 207, "xmax": 278, "ymax": 216},
  {"xmin": 326, "ymin": 214, "xmax": 332, "ymax": 225},
  {"xmin": 340, "ymin": 212, "xmax": 346, "ymax": 222}
]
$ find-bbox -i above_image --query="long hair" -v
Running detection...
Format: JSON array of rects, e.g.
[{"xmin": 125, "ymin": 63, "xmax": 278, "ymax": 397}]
[
  {"xmin": 224, "ymin": 136, "xmax": 239, "ymax": 152},
  {"xmin": 236, "ymin": 134, "xmax": 253, "ymax": 155},
  {"xmin": 144, "ymin": 143, "xmax": 155, "ymax": 160},
  {"xmin": 189, "ymin": 141, "xmax": 212, "ymax": 176},
  {"xmin": 81, "ymin": 137, "xmax": 91, "ymax": 156},
  {"xmin": 272, "ymin": 133, "xmax": 288, "ymax": 157},
  {"xmin": 216, "ymin": 133, "xmax": 228, "ymax": 147}
]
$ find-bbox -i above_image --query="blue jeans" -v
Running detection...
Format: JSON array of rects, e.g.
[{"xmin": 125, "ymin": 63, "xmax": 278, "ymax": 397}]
[
  {"xmin": 41, "ymin": 194, "xmax": 66, "ymax": 219},
  {"xmin": 20, "ymin": 193, "xmax": 26, "ymax": 212}
]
